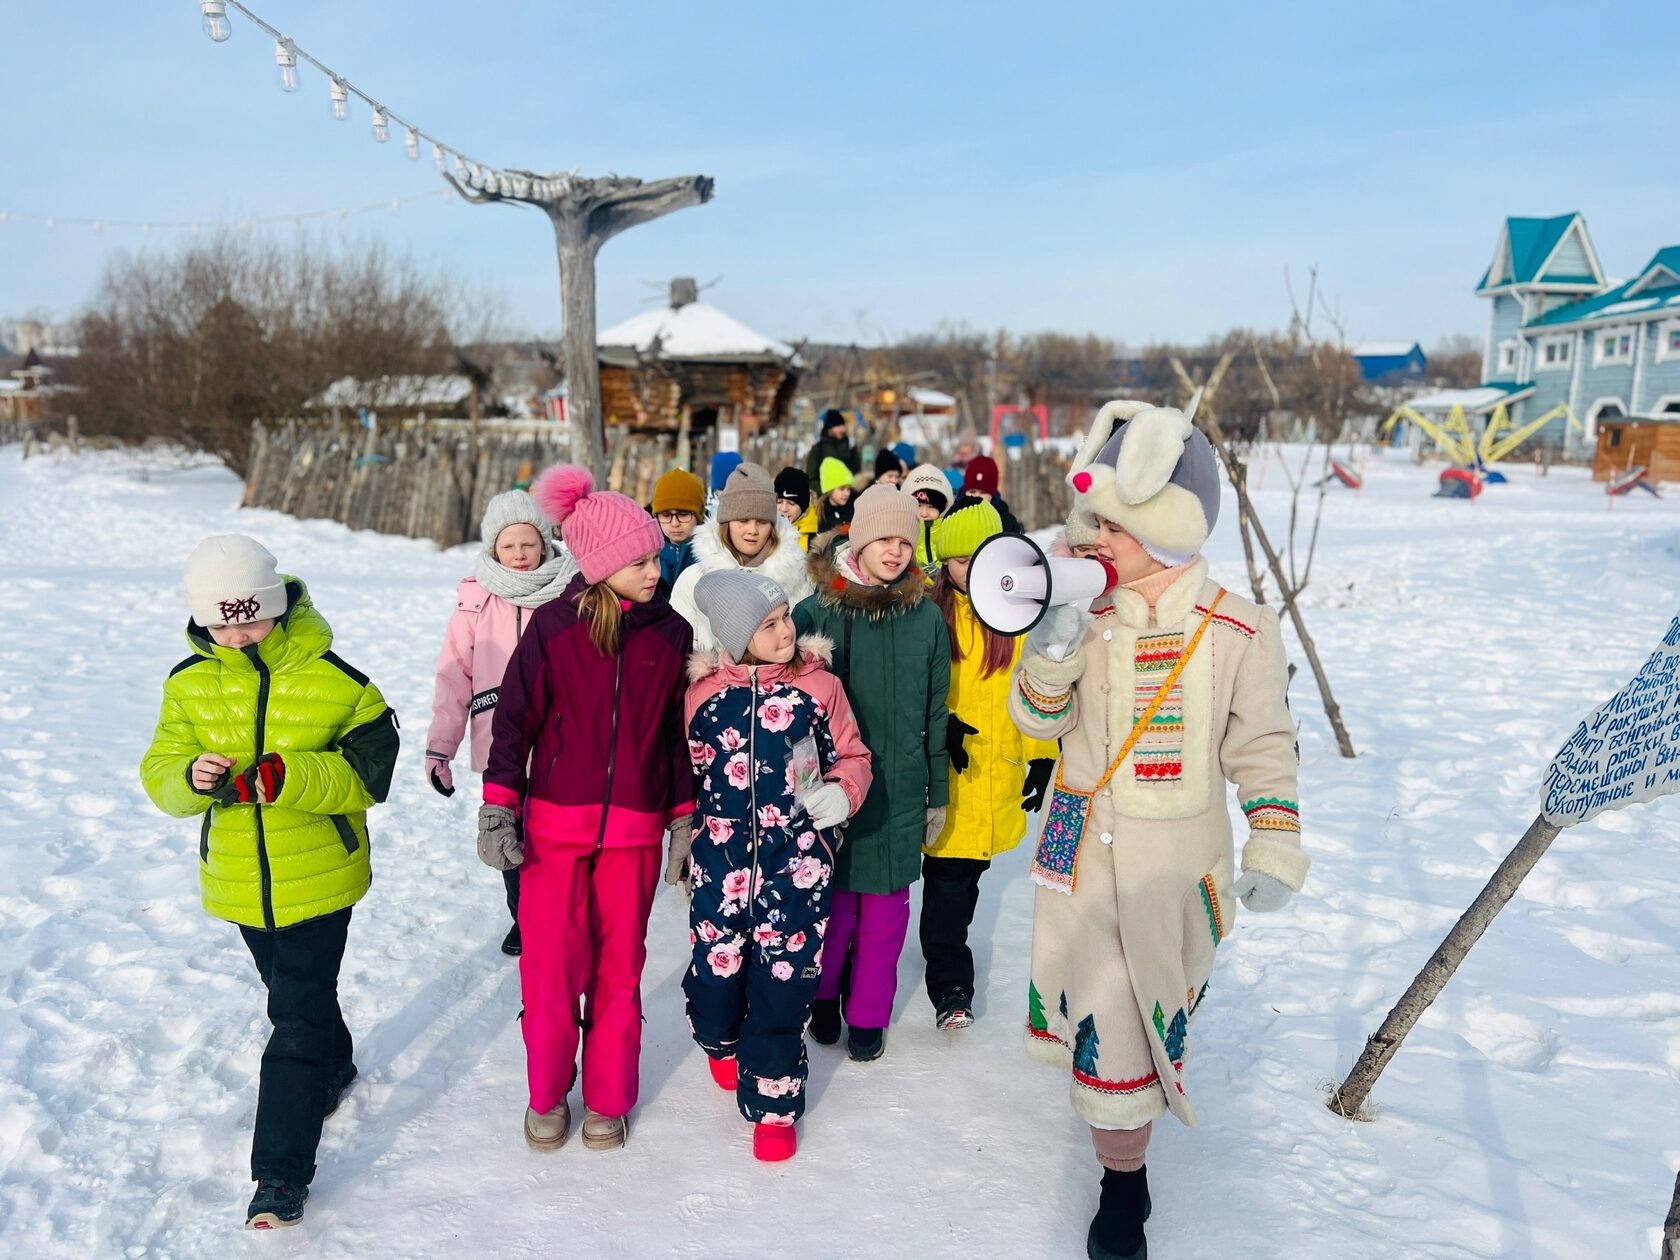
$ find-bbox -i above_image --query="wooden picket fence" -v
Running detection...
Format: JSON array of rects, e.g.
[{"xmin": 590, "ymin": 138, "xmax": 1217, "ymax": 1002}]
[{"xmin": 241, "ymin": 417, "xmax": 1078, "ymax": 546}]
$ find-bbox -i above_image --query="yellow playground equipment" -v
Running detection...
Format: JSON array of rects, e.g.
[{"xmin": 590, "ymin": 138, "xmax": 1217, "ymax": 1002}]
[{"xmin": 1380, "ymin": 401, "xmax": 1584, "ymax": 467}]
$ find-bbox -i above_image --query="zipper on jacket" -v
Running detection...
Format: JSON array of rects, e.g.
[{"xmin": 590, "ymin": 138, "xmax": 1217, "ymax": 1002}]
[
  {"xmin": 594, "ymin": 651, "xmax": 625, "ymax": 852},
  {"xmin": 747, "ymin": 667, "xmax": 760, "ymax": 935},
  {"xmin": 516, "ymin": 606, "xmax": 524, "ymax": 638},
  {"xmin": 248, "ymin": 647, "xmax": 277, "ymax": 932}
]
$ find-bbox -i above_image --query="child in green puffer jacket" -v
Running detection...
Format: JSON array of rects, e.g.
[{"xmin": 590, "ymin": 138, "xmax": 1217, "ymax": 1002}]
[{"xmin": 140, "ymin": 535, "xmax": 399, "ymax": 1232}]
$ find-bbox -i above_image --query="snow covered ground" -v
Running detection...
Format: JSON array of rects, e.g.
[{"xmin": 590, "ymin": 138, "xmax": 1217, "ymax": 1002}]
[{"xmin": 1, "ymin": 442, "xmax": 1677, "ymax": 1258}]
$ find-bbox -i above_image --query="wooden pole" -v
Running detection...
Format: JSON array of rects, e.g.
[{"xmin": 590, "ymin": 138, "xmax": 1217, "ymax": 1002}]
[
  {"xmin": 1329, "ymin": 812, "xmax": 1561, "ymax": 1118},
  {"xmin": 1663, "ymin": 1168, "xmax": 1680, "ymax": 1258},
  {"xmin": 443, "ymin": 171, "xmax": 714, "ymax": 477}
]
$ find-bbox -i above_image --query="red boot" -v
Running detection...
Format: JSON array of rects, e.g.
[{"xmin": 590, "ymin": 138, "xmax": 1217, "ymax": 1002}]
[
  {"xmin": 707, "ymin": 1056, "xmax": 738, "ymax": 1091},
  {"xmin": 753, "ymin": 1122, "xmax": 798, "ymax": 1162}
]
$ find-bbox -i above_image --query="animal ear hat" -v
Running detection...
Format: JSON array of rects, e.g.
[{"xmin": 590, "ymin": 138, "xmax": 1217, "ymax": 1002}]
[{"xmin": 1065, "ymin": 402, "xmax": 1221, "ymax": 559}]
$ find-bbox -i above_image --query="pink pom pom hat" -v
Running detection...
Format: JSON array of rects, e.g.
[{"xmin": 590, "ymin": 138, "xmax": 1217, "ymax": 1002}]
[{"xmin": 531, "ymin": 464, "xmax": 663, "ymax": 585}]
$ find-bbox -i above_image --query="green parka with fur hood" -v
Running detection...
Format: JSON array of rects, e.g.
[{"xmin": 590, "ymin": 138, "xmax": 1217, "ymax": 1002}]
[{"xmin": 140, "ymin": 579, "xmax": 400, "ymax": 930}]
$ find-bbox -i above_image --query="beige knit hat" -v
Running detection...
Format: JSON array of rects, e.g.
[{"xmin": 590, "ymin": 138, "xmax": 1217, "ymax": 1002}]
[
  {"xmin": 1064, "ymin": 506, "xmax": 1099, "ymax": 549},
  {"xmin": 184, "ymin": 534, "xmax": 287, "ymax": 628},
  {"xmin": 717, "ymin": 462, "xmax": 777, "ymax": 523},
  {"xmin": 847, "ymin": 483, "xmax": 918, "ymax": 552}
]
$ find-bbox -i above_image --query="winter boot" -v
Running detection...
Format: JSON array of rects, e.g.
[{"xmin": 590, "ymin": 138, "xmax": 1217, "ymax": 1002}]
[
  {"xmin": 523, "ymin": 1100, "xmax": 572, "ymax": 1151},
  {"xmin": 245, "ymin": 1180, "xmax": 308, "ymax": 1230},
  {"xmin": 934, "ymin": 993, "xmax": 975, "ymax": 1031},
  {"xmin": 322, "ymin": 1061, "xmax": 358, "ymax": 1120},
  {"xmin": 808, "ymin": 998, "xmax": 842, "ymax": 1047},
  {"xmin": 846, "ymin": 1026, "xmax": 885, "ymax": 1062},
  {"xmin": 753, "ymin": 1122, "xmax": 798, "ymax": 1162},
  {"xmin": 501, "ymin": 923, "xmax": 523, "ymax": 956},
  {"xmin": 581, "ymin": 1109, "xmax": 628, "ymax": 1151},
  {"xmin": 1086, "ymin": 1165, "xmax": 1152, "ymax": 1260},
  {"xmin": 708, "ymin": 1056, "xmax": 738, "ymax": 1091}
]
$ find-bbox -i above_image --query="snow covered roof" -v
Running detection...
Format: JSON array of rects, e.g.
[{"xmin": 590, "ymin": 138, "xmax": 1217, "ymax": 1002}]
[
  {"xmin": 1408, "ymin": 384, "xmax": 1533, "ymax": 415},
  {"xmin": 597, "ymin": 301, "xmax": 796, "ymax": 365},
  {"xmin": 307, "ymin": 375, "xmax": 474, "ymax": 410},
  {"xmin": 906, "ymin": 387, "xmax": 956, "ymax": 408},
  {"xmin": 1353, "ymin": 340, "xmax": 1422, "ymax": 359}
]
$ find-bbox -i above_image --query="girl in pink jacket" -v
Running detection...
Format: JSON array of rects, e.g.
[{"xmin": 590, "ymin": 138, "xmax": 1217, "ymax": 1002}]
[
  {"xmin": 427, "ymin": 489, "xmax": 577, "ymax": 955},
  {"xmin": 678, "ymin": 569, "xmax": 873, "ymax": 1162}
]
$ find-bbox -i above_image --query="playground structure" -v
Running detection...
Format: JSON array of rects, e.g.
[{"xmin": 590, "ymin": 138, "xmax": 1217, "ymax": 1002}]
[{"xmin": 1380, "ymin": 400, "xmax": 1585, "ymax": 471}]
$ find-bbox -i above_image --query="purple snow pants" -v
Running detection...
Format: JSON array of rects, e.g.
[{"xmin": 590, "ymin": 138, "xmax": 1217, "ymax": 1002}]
[{"xmin": 814, "ymin": 887, "xmax": 911, "ymax": 1029}]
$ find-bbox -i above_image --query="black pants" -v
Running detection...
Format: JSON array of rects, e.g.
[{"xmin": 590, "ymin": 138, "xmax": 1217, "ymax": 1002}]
[
  {"xmin": 919, "ymin": 855, "xmax": 990, "ymax": 1004},
  {"xmin": 503, "ymin": 865, "xmax": 520, "ymax": 925},
  {"xmin": 238, "ymin": 908, "xmax": 353, "ymax": 1186}
]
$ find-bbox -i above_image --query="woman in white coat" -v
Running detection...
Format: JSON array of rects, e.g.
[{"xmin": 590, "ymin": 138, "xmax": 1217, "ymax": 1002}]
[{"xmin": 671, "ymin": 461, "xmax": 813, "ymax": 650}]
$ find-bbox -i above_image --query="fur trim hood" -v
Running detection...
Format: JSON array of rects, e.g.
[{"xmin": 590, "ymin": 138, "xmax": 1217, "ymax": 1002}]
[
  {"xmin": 688, "ymin": 510, "xmax": 810, "ymax": 595},
  {"xmin": 806, "ymin": 534, "xmax": 928, "ymax": 621},
  {"xmin": 685, "ymin": 633, "xmax": 836, "ymax": 684}
]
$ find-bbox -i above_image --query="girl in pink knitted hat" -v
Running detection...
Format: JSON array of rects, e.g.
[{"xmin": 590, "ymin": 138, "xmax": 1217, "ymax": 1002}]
[{"xmin": 479, "ymin": 466, "xmax": 697, "ymax": 1153}]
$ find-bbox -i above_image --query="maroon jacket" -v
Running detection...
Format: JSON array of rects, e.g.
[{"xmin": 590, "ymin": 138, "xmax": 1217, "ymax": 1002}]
[{"xmin": 484, "ymin": 575, "xmax": 695, "ymax": 847}]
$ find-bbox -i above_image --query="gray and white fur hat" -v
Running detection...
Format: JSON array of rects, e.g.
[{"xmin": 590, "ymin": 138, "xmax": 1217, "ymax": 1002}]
[
  {"xmin": 693, "ymin": 569, "xmax": 790, "ymax": 663},
  {"xmin": 480, "ymin": 489, "xmax": 555, "ymax": 554},
  {"xmin": 1065, "ymin": 400, "xmax": 1220, "ymax": 566}
]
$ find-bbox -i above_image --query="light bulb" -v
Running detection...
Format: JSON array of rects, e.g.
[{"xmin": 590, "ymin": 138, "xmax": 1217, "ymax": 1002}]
[
  {"xmin": 370, "ymin": 106, "xmax": 389, "ymax": 143},
  {"xmin": 330, "ymin": 79, "xmax": 348, "ymax": 120},
  {"xmin": 275, "ymin": 39, "xmax": 299, "ymax": 92},
  {"xmin": 513, "ymin": 176, "xmax": 529, "ymax": 198},
  {"xmin": 432, "ymin": 143, "xmax": 446, "ymax": 172},
  {"xmin": 200, "ymin": 0, "xmax": 231, "ymax": 42},
  {"xmin": 467, "ymin": 162, "xmax": 481, "ymax": 187},
  {"xmin": 405, "ymin": 127, "xmax": 419, "ymax": 160}
]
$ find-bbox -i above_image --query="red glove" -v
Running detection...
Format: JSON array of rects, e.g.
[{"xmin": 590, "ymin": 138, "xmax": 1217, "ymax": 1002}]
[{"xmin": 217, "ymin": 753, "xmax": 286, "ymax": 805}]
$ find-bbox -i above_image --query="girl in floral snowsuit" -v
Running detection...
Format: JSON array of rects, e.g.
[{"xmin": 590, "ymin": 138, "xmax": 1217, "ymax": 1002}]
[{"xmin": 677, "ymin": 570, "xmax": 873, "ymax": 1161}]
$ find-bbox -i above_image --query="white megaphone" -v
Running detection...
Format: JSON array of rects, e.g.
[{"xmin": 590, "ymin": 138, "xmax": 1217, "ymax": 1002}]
[{"xmin": 968, "ymin": 533, "xmax": 1118, "ymax": 638}]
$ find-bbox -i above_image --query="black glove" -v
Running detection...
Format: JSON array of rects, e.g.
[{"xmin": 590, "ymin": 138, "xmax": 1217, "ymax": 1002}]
[
  {"xmin": 946, "ymin": 716, "xmax": 978, "ymax": 775},
  {"xmin": 1021, "ymin": 758, "xmax": 1055, "ymax": 813}
]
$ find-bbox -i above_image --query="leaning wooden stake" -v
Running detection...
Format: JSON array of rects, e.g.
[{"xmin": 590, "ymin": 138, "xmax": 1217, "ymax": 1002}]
[
  {"xmin": 1665, "ymin": 1169, "xmax": 1680, "ymax": 1259},
  {"xmin": 1195, "ymin": 408, "xmax": 1357, "ymax": 758},
  {"xmin": 1329, "ymin": 812, "xmax": 1560, "ymax": 1117}
]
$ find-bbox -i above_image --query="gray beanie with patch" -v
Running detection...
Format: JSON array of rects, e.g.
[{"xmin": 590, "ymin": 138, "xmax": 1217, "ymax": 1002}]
[
  {"xmin": 480, "ymin": 489, "xmax": 555, "ymax": 554},
  {"xmin": 693, "ymin": 569, "xmax": 791, "ymax": 662}
]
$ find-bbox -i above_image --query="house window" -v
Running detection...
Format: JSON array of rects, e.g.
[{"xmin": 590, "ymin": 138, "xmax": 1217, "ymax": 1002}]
[
  {"xmin": 1659, "ymin": 321, "xmax": 1680, "ymax": 363},
  {"xmin": 1595, "ymin": 329, "xmax": 1633, "ymax": 365},
  {"xmin": 1608, "ymin": 428, "xmax": 1622, "ymax": 448},
  {"xmin": 1497, "ymin": 340, "xmax": 1518, "ymax": 373},
  {"xmin": 1536, "ymin": 336, "xmax": 1572, "ymax": 370}
]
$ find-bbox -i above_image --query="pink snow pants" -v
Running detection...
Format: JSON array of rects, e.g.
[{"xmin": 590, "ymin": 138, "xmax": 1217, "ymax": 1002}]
[
  {"xmin": 814, "ymin": 887, "xmax": 911, "ymax": 1029},
  {"xmin": 518, "ymin": 841, "xmax": 660, "ymax": 1117}
]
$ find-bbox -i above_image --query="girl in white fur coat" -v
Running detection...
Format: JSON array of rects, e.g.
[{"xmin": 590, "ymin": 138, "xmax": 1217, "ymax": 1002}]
[{"xmin": 670, "ymin": 461, "xmax": 813, "ymax": 652}]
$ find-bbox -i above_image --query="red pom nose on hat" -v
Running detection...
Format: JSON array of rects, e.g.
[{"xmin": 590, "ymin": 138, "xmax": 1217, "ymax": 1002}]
[{"xmin": 1071, "ymin": 471, "xmax": 1093, "ymax": 493}]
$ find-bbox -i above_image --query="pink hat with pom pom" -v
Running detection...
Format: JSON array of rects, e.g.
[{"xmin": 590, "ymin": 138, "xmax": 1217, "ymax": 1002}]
[{"xmin": 531, "ymin": 464, "xmax": 663, "ymax": 585}]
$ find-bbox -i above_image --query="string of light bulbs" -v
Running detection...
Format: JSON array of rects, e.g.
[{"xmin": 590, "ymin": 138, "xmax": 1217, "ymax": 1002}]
[
  {"xmin": 0, "ymin": 188, "xmax": 453, "ymax": 236},
  {"xmin": 198, "ymin": 0, "xmax": 567, "ymax": 202}
]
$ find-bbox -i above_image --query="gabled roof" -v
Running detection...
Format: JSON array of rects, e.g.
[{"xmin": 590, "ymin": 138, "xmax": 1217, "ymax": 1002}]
[
  {"xmin": 1525, "ymin": 247, "xmax": 1680, "ymax": 329},
  {"xmin": 1352, "ymin": 340, "xmax": 1423, "ymax": 359},
  {"xmin": 306, "ymin": 375, "xmax": 474, "ymax": 409},
  {"xmin": 1410, "ymin": 383, "xmax": 1534, "ymax": 415},
  {"xmin": 597, "ymin": 301, "xmax": 796, "ymax": 365},
  {"xmin": 1476, "ymin": 213, "xmax": 1605, "ymax": 293}
]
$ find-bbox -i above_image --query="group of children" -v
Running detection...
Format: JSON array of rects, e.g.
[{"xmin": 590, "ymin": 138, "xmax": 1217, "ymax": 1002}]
[{"xmin": 142, "ymin": 405, "xmax": 1307, "ymax": 1260}]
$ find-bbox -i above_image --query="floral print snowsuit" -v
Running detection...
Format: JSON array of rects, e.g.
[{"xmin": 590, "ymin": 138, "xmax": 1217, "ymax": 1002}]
[{"xmin": 683, "ymin": 639, "xmax": 872, "ymax": 1125}]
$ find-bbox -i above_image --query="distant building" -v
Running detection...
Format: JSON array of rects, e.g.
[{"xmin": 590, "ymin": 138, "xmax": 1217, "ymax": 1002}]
[
  {"xmin": 1352, "ymin": 340, "xmax": 1426, "ymax": 384},
  {"xmin": 1474, "ymin": 213, "xmax": 1680, "ymax": 452}
]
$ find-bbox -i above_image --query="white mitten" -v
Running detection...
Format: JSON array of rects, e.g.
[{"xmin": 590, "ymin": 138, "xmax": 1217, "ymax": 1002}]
[
  {"xmin": 1229, "ymin": 869, "xmax": 1292, "ymax": 913},
  {"xmin": 1025, "ymin": 603, "xmax": 1089, "ymax": 664},
  {"xmin": 804, "ymin": 782, "xmax": 851, "ymax": 830}
]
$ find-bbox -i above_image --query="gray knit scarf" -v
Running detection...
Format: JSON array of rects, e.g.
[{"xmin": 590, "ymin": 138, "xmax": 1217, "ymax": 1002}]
[{"xmin": 475, "ymin": 546, "xmax": 579, "ymax": 609}]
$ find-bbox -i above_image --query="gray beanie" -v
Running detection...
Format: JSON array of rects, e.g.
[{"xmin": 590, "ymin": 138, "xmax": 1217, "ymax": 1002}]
[
  {"xmin": 481, "ymin": 489, "xmax": 554, "ymax": 554},
  {"xmin": 716, "ymin": 462, "xmax": 777, "ymax": 524},
  {"xmin": 693, "ymin": 569, "xmax": 790, "ymax": 662}
]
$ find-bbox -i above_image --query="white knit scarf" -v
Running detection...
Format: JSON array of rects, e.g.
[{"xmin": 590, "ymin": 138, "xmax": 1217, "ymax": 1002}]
[{"xmin": 475, "ymin": 546, "xmax": 578, "ymax": 609}]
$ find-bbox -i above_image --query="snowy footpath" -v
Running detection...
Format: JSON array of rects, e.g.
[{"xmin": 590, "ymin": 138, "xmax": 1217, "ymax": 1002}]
[{"xmin": 1, "ymin": 443, "xmax": 1677, "ymax": 1259}]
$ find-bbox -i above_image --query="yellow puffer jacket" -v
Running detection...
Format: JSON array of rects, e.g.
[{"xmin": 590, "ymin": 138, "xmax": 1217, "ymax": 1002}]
[
  {"xmin": 140, "ymin": 579, "xmax": 399, "ymax": 930},
  {"xmin": 925, "ymin": 591, "xmax": 1058, "ymax": 860},
  {"xmin": 794, "ymin": 501, "xmax": 820, "ymax": 551}
]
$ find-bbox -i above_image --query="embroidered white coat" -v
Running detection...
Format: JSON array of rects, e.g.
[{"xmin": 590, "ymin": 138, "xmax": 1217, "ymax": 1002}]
[
  {"xmin": 1007, "ymin": 558, "xmax": 1305, "ymax": 1128},
  {"xmin": 669, "ymin": 514, "xmax": 814, "ymax": 652}
]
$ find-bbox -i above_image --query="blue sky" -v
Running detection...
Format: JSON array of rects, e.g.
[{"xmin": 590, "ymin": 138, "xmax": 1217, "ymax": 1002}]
[{"xmin": 7, "ymin": 1, "xmax": 1677, "ymax": 350}]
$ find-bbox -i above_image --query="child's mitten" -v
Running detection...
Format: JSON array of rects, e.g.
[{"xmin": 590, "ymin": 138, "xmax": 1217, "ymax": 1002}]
[
  {"xmin": 476, "ymin": 804, "xmax": 523, "ymax": 870},
  {"xmin": 1230, "ymin": 869, "xmax": 1291, "ymax": 913},
  {"xmin": 426, "ymin": 755, "xmax": 455, "ymax": 797},
  {"xmin": 946, "ymin": 716, "xmax": 978, "ymax": 774},
  {"xmin": 215, "ymin": 753, "xmax": 286, "ymax": 806},
  {"xmin": 1021, "ymin": 758, "xmax": 1055, "ymax": 813},
  {"xmin": 664, "ymin": 817, "xmax": 695, "ymax": 887},
  {"xmin": 804, "ymin": 782, "xmax": 851, "ymax": 830},
  {"xmin": 923, "ymin": 806, "xmax": 948, "ymax": 846}
]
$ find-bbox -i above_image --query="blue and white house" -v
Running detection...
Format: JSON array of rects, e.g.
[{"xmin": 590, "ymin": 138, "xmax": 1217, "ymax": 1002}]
[{"xmin": 1473, "ymin": 213, "xmax": 1680, "ymax": 451}]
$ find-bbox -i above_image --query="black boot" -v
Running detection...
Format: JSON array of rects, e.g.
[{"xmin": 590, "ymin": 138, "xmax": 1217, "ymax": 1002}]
[
  {"xmin": 1086, "ymin": 1165, "xmax": 1151, "ymax": 1260},
  {"xmin": 322, "ymin": 1061, "xmax": 358, "ymax": 1120},
  {"xmin": 809, "ymin": 998, "xmax": 842, "ymax": 1046},
  {"xmin": 846, "ymin": 1026, "xmax": 885, "ymax": 1062},
  {"xmin": 501, "ymin": 922, "xmax": 522, "ymax": 956},
  {"xmin": 246, "ymin": 1180, "xmax": 309, "ymax": 1230}
]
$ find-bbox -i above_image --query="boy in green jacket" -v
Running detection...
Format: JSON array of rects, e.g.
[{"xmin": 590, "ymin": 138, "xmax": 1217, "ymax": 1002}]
[
  {"xmin": 794, "ymin": 485, "xmax": 950, "ymax": 1062},
  {"xmin": 140, "ymin": 535, "xmax": 399, "ymax": 1230}
]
